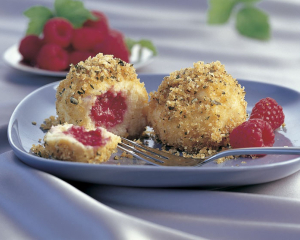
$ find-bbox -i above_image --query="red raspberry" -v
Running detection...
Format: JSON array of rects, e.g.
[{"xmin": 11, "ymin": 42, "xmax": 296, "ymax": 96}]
[
  {"xmin": 93, "ymin": 29, "xmax": 130, "ymax": 62},
  {"xmin": 36, "ymin": 43, "xmax": 69, "ymax": 71},
  {"xmin": 43, "ymin": 17, "xmax": 73, "ymax": 48},
  {"xmin": 250, "ymin": 97, "xmax": 285, "ymax": 130},
  {"xmin": 72, "ymin": 27, "xmax": 106, "ymax": 51},
  {"xmin": 68, "ymin": 50, "xmax": 94, "ymax": 65},
  {"xmin": 230, "ymin": 119, "xmax": 275, "ymax": 149},
  {"xmin": 18, "ymin": 35, "xmax": 43, "ymax": 62},
  {"xmin": 83, "ymin": 10, "xmax": 109, "ymax": 36}
]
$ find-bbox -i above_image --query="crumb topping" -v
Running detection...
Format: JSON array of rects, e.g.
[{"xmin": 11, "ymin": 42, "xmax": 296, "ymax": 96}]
[{"xmin": 148, "ymin": 61, "xmax": 247, "ymax": 153}]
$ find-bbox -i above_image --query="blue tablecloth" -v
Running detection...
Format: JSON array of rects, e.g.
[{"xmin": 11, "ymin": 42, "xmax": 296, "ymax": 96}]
[{"xmin": 1, "ymin": 0, "xmax": 300, "ymax": 239}]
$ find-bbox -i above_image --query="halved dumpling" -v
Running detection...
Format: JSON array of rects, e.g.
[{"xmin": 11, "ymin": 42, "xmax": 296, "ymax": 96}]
[
  {"xmin": 56, "ymin": 53, "xmax": 148, "ymax": 139},
  {"xmin": 44, "ymin": 123, "xmax": 121, "ymax": 163}
]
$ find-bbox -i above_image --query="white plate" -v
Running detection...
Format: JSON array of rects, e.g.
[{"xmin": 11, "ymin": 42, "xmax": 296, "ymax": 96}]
[
  {"xmin": 3, "ymin": 44, "xmax": 155, "ymax": 77},
  {"xmin": 7, "ymin": 74, "xmax": 300, "ymax": 188}
]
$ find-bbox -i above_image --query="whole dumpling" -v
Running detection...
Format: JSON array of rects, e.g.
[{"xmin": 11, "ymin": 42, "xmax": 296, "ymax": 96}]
[{"xmin": 147, "ymin": 61, "xmax": 247, "ymax": 153}]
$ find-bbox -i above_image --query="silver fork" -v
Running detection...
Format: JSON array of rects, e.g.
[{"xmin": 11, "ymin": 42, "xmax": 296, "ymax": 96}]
[{"xmin": 118, "ymin": 137, "xmax": 300, "ymax": 166}]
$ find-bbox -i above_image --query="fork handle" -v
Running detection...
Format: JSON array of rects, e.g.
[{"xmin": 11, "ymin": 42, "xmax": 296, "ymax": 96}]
[{"xmin": 201, "ymin": 147, "xmax": 300, "ymax": 165}]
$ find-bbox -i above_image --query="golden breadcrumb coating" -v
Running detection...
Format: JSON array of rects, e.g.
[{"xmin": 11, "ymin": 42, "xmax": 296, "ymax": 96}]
[
  {"xmin": 148, "ymin": 61, "xmax": 247, "ymax": 153},
  {"xmin": 56, "ymin": 53, "xmax": 148, "ymax": 138},
  {"xmin": 40, "ymin": 115, "xmax": 60, "ymax": 130},
  {"xmin": 30, "ymin": 144, "xmax": 49, "ymax": 158},
  {"xmin": 44, "ymin": 123, "xmax": 121, "ymax": 163}
]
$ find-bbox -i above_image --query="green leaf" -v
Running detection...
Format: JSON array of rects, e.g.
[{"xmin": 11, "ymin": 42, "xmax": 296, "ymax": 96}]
[
  {"xmin": 125, "ymin": 38, "xmax": 136, "ymax": 55},
  {"xmin": 54, "ymin": 0, "xmax": 96, "ymax": 28},
  {"xmin": 236, "ymin": 6, "xmax": 270, "ymax": 40},
  {"xmin": 125, "ymin": 38, "xmax": 158, "ymax": 63},
  {"xmin": 125, "ymin": 38, "xmax": 158, "ymax": 56},
  {"xmin": 207, "ymin": 0, "xmax": 238, "ymax": 24},
  {"xmin": 137, "ymin": 39, "xmax": 158, "ymax": 56},
  {"xmin": 24, "ymin": 6, "xmax": 53, "ymax": 35},
  {"xmin": 237, "ymin": 0, "xmax": 261, "ymax": 3}
]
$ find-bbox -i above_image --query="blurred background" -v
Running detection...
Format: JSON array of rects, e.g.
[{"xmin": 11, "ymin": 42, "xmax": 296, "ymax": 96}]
[{"xmin": 1, "ymin": 0, "xmax": 299, "ymax": 87}]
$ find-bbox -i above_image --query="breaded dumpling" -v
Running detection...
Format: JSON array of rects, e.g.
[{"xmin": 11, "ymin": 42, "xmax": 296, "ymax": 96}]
[
  {"xmin": 56, "ymin": 53, "xmax": 148, "ymax": 139},
  {"xmin": 44, "ymin": 123, "xmax": 121, "ymax": 163},
  {"xmin": 148, "ymin": 61, "xmax": 247, "ymax": 153}
]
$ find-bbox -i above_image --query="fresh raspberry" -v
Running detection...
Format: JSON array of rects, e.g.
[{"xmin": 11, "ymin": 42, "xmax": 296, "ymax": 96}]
[
  {"xmin": 43, "ymin": 17, "xmax": 73, "ymax": 48},
  {"xmin": 230, "ymin": 119, "xmax": 275, "ymax": 149},
  {"xmin": 36, "ymin": 43, "xmax": 69, "ymax": 71},
  {"xmin": 68, "ymin": 50, "xmax": 94, "ymax": 65},
  {"xmin": 250, "ymin": 97, "xmax": 285, "ymax": 130},
  {"xmin": 18, "ymin": 35, "xmax": 43, "ymax": 62},
  {"xmin": 93, "ymin": 29, "xmax": 130, "ymax": 62},
  {"xmin": 72, "ymin": 27, "xmax": 106, "ymax": 51},
  {"xmin": 83, "ymin": 10, "xmax": 109, "ymax": 36}
]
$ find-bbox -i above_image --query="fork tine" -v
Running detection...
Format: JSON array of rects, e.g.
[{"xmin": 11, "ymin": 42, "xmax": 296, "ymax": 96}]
[
  {"xmin": 117, "ymin": 145, "xmax": 161, "ymax": 166},
  {"xmin": 118, "ymin": 142, "xmax": 165, "ymax": 164},
  {"xmin": 118, "ymin": 137, "xmax": 205, "ymax": 166},
  {"xmin": 121, "ymin": 137, "xmax": 170, "ymax": 159}
]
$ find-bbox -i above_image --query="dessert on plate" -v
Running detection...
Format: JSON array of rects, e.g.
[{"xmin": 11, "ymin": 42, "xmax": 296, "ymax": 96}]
[
  {"xmin": 147, "ymin": 61, "xmax": 248, "ymax": 153},
  {"xmin": 44, "ymin": 123, "xmax": 121, "ymax": 163},
  {"xmin": 56, "ymin": 53, "xmax": 149, "ymax": 139}
]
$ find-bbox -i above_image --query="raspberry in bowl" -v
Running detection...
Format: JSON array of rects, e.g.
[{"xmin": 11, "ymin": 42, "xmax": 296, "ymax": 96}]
[
  {"xmin": 36, "ymin": 43, "xmax": 69, "ymax": 71},
  {"xmin": 18, "ymin": 35, "xmax": 43, "ymax": 64},
  {"xmin": 55, "ymin": 53, "xmax": 149, "ymax": 139},
  {"xmin": 93, "ymin": 29, "xmax": 130, "ymax": 63},
  {"xmin": 43, "ymin": 17, "xmax": 73, "ymax": 48}
]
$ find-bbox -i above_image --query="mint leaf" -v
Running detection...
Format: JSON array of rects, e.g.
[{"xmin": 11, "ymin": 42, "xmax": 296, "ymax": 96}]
[
  {"xmin": 207, "ymin": 0, "xmax": 237, "ymax": 24},
  {"xmin": 136, "ymin": 39, "xmax": 158, "ymax": 56},
  {"xmin": 125, "ymin": 38, "xmax": 158, "ymax": 56},
  {"xmin": 236, "ymin": 6, "xmax": 270, "ymax": 40},
  {"xmin": 54, "ymin": 0, "xmax": 96, "ymax": 28},
  {"xmin": 238, "ymin": 0, "xmax": 261, "ymax": 3},
  {"xmin": 24, "ymin": 6, "xmax": 53, "ymax": 35},
  {"xmin": 125, "ymin": 38, "xmax": 136, "ymax": 55}
]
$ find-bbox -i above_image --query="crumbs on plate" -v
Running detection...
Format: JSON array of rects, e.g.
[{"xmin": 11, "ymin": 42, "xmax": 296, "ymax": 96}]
[
  {"xmin": 31, "ymin": 116, "xmax": 239, "ymax": 164},
  {"xmin": 30, "ymin": 59, "xmax": 249, "ymax": 165}
]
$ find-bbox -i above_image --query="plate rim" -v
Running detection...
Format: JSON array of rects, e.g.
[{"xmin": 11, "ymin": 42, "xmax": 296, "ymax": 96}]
[
  {"xmin": 3, "ymin": 44, "xmax": 69, "ymax": 77},
  {"xmin": 9, "ymin": 142, "xmax": 300, "ymax": 171},
  {"xmin": 3, "ymin": 44, "xmax": 155, "ymax": 77}
]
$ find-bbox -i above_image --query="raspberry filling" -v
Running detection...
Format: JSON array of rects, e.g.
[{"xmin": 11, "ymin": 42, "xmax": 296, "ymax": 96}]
[
  {"xmin": 64, "ymin": 126, "xmax": 109, "ymax": 147},
  {"xmin": 90, "ymin": 90, "xmax": 127, "ymax": 128}
]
